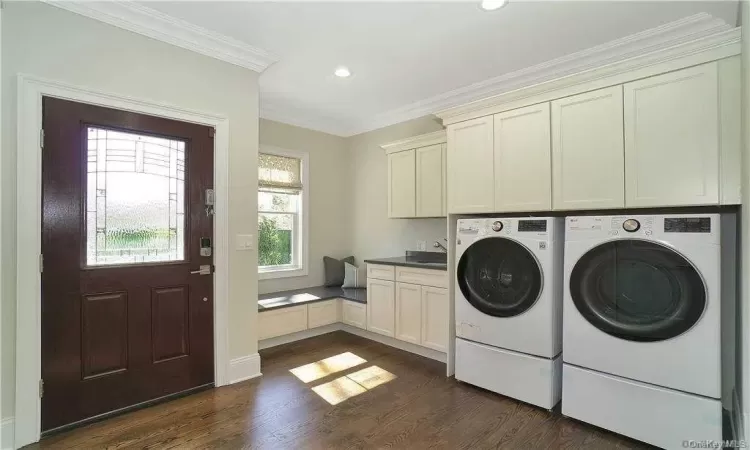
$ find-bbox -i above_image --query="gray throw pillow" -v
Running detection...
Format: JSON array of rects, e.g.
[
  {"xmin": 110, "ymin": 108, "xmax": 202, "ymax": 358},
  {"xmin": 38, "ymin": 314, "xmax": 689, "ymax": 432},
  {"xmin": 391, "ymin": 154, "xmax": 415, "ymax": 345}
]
[
  {"xmin": 342, "ymin": 262, "xmax": 366, "ymax": 289},
  {"xmin": 323, "ymin": 256, "xmax": 355, "ymax": 287}
]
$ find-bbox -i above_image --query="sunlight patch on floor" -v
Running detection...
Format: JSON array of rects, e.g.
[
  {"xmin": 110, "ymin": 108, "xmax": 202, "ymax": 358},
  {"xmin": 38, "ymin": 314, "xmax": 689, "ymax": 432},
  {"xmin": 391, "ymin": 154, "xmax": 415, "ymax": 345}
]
[
  {"xmin": 289, "ymin": 351, "xmax": 367, "ymax": 383},
  {"xmin": 311, "ymin": 365, "xmax": 397, "ymax": 405}
]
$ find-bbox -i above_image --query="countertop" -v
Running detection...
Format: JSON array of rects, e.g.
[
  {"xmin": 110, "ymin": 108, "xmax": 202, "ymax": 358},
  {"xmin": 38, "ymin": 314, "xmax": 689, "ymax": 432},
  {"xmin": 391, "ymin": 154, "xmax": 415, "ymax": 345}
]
[
  {"xmin": 364, "ymin": 251, "xmax": 447, "ymax": 271},
  {"xmin": 258, "ymin": 286, "xmax": 366, "ymax": 312}
]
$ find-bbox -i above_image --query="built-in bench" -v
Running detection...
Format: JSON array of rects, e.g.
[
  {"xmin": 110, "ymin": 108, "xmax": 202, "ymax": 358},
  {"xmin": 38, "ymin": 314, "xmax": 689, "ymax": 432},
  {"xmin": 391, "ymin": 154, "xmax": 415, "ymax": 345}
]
[{"xmin": 258, "ymin": 286, "xmax": 368, "ymax": 343}]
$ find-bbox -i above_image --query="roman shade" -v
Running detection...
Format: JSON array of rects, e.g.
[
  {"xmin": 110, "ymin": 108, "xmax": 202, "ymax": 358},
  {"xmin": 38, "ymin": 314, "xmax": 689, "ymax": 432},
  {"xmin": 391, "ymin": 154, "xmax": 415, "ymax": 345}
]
[{"xmin": 259, "ymin": 153, "xmax": 303, "ymax": 191}]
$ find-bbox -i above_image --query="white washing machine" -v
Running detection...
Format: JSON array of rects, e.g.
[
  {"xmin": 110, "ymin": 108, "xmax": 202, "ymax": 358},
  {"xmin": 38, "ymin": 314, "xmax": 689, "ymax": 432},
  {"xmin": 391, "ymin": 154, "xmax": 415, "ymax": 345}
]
[
  {"xmin": 455, "ymin": 217, "xmax": 563, "ymax": 409},
  {"xmin": 562, "ymin": 213, "xmax": 735, "ymax": 449}
]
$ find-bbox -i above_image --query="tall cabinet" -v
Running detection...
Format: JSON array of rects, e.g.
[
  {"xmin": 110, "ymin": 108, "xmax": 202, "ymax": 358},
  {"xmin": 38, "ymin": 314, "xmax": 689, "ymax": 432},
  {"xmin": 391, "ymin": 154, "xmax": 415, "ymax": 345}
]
[{"xmin": 383, "ymin": 130, "xmax": 447, "ymax": 218}]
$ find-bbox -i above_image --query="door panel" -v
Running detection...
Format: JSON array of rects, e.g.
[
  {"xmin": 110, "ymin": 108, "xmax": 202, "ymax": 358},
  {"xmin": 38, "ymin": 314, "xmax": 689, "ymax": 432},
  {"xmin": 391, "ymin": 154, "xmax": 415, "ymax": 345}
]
[
  {"xmin": 624, "ymin": 62, "xmax": 719, "ymax": 207},
  {"xmin": 447, "ymin": 116, "xmax": 494, "ymax": 213},
  {"xmin": 81, "ymin": 292, "xmax": 129, "ymax": 379},
  {"xmin": 493, "ymin": 103, "xmax": 552, "ymax": 212},
  {"xmin": 41, "ymin": 97, "xmax": 214, "ymax": 431},
  {"xmin": 387, "ymin": 149, "xmax": 416, "ymax": 218},
  {"xmin": 551, "ymin": 86, "xmax": 624, "ymax": 210},
  {"xmin": 151, "ymin": 286, "xmax": 190, "ymax": 363}
]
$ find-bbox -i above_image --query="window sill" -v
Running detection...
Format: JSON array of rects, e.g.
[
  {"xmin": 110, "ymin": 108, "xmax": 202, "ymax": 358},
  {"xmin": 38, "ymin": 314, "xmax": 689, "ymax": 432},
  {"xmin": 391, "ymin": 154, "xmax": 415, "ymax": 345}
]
[{"xmin": 259, "ymin": 266, "xmax": 308, "ymax": 281}]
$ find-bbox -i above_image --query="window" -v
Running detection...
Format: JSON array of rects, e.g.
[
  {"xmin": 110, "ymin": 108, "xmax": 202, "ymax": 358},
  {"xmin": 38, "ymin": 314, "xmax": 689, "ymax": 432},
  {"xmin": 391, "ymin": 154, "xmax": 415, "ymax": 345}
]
[
  {"xmin": 258, "ymin": 149, "xmax": 308, "ymax": 279},
  {"xmin": 86, "ymin": 127, "xmax": 186, "ymax": 266}
]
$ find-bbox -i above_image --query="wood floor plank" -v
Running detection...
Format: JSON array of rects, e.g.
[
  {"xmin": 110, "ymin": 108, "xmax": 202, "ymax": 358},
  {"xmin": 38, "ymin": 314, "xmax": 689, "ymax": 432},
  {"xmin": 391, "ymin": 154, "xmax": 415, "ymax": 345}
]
[{"xmin": 29, "ymin": 331, "xmax": 654, "ymax": 450}]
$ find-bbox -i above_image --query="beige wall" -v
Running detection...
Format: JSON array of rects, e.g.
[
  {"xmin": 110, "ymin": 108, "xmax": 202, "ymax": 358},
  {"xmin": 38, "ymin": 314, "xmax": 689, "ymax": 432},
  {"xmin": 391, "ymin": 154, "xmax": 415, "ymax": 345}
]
[
  {"xmin": 1, "ymin": 2, "xmax": 259, "ymax": 422},
  {"xmin": 258, "ymin": 119, "xmax": 352, "ymax": 294},
  {"xmin": 347, "ymin": 116, "xmax": 447, "ymax": 261}
]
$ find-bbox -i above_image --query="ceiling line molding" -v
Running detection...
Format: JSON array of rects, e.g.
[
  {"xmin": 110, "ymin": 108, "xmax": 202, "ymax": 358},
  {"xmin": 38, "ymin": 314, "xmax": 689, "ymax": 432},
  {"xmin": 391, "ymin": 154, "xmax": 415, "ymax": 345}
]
[
  {"xmin": 337, "ymin": 13, "xmax": 733, "ymax": 136},
  {"xmin": 260, "ymin": 102, "xmax": 355, "ymax": 137},
  {"xmin": 44, "ymin": 0, "xmax": 278, "ymax": 73},
  {"xmin": 380, "ymin": 130, "xmax": 447, "ymax": 154}
]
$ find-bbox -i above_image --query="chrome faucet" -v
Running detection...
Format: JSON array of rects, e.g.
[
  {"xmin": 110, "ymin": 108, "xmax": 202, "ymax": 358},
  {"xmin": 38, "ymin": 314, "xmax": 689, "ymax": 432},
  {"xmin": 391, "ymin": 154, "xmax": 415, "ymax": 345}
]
[{"xmin": 433, "ymin": 239, "xmax": 448, "ymax": 252}]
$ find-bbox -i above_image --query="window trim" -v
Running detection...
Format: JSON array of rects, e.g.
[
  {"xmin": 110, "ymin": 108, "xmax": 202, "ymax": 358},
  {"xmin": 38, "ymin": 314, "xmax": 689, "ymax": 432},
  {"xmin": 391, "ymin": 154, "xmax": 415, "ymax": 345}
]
[{"xmin": 258, "ymin": 145, "xmax": 309, "ymax": 280}]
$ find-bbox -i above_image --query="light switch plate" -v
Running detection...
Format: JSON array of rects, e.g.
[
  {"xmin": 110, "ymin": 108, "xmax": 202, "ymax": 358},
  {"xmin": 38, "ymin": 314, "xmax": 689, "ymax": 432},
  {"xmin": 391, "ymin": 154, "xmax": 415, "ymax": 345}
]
[
  {"xmin": 417, "ymin": 240, "xmax": 426, "ymax": 251},
  {"xmin": 236, "ymin": 234, "xmax": 254, "ymax": 251}
]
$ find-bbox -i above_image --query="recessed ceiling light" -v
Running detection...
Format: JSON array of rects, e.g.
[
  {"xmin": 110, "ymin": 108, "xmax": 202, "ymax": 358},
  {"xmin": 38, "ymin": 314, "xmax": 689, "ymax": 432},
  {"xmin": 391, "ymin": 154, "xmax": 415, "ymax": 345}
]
[
  {"xmin": 334, "ymin": 67, "xmax": 351, "ymax": 78},
  {"xmin": 481, "ymin": 0, "xmax": 507, "ymax": 11}
]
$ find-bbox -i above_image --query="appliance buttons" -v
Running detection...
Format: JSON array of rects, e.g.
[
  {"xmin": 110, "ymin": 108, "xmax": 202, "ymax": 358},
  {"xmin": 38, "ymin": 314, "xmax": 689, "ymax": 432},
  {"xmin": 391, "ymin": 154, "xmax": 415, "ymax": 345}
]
[{"xmin": 492, "ymin": 221, "xmax": 503, "ymax": 232}]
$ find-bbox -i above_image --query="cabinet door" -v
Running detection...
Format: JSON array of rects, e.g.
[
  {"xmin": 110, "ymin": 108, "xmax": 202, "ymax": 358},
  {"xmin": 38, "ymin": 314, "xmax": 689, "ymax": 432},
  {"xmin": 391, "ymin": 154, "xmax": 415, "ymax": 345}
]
[
  {"xmin": 551, "ymin": 86, "xmax": 624, "ymax": 210},
  {"xmin": 395, "ymin": 282, "xmax": 422, "ymax": 344},
  {"xmin": 624, "ymin": 62, "xmax": 719, "ymax": 207},
  {"xmin": 447, "ymin": 116, "xmax": 494, "ymax": 213},
  {"xmin": 342, "ymin": 300, "xmax": 366, "ymax": 329},
  {"xmin": 308, "ymin": 300, "xmax": 340, "ymax": 328},
  {"xmin": 387, "ymin": 149, "xmax": 416, "ymax": 217},
  {"xmin": 494, "ymin": 103, "xmax": 552, "ymax": 211},
  {"xmin": 421, "ymin": 286, "xmax": 448, "ymax": 352},
  {"xmin": 415, "ymin": 144, "xmax": 445, "ymax": 217},
  {"xmin": 367, "ymin": 279, "xmax": 395, "ymax": 337}
]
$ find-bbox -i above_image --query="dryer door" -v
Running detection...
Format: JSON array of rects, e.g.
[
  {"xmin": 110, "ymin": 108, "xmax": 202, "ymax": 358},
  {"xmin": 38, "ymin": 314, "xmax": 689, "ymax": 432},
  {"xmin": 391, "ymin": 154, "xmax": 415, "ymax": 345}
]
[
  {"xmin": 457, "ymin": 237, "xmax": 542, "ymax": 317},
  {"xmin": 569, "ymin": 239, "xmax": 706, "ymax": 342}
]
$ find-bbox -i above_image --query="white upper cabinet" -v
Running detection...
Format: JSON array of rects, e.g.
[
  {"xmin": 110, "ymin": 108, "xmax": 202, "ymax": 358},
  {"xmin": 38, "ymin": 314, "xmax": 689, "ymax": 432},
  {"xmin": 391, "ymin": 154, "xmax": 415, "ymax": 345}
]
[
  {"xmin": 447, "ymin": 116, "xmax": 494, "ymax": 213},
  {"xmin": 623, "ymin": 62, "xmax": 720, "ymax": 207},
  {"xmin": 551, "ymin": 86, "xmax": 625, "ymax": 210},
  {"xmin": 493, "ymin": 103, "xmax": 552, "ymax": 212},
  {"xmin": 387, "ymin": 149, "xmax": 416, "ymax": 218},
  {"xmin": 718, "ymin": 56, "xmax": 741, "ymax": 205},
  {"xmin": 415, "ymin": 144, "xmax": 445, "ymax": 217},
  {"xmin": 382, "ymin": 131, "xmax": 447, "ymax": 218}
]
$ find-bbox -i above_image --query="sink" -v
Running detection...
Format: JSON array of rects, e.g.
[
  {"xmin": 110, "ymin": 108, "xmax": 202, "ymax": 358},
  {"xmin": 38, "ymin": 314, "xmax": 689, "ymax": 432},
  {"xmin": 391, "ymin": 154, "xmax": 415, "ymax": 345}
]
[{"xmin": 405, "ymin": 251, "xmax": 447, "ymax": 265}]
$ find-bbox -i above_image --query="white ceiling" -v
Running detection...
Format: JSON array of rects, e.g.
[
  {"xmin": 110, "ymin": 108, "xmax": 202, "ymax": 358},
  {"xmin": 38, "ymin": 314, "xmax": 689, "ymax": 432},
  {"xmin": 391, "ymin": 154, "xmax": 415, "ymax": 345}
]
[{"xmin": 141, "ymin": 1, "xmax": 739, "ymax": 136}]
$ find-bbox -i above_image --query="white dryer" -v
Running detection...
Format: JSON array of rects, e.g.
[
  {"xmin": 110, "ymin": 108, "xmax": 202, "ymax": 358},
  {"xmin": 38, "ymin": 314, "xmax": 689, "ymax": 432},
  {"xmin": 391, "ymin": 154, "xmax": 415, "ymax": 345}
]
[
  {"xmin": 562, "ymin": 213, "xmax": 735, "ymax": 449},
  {"xmin": 455, "ymin": 217, "xmax": 563, "ymax": 409}
]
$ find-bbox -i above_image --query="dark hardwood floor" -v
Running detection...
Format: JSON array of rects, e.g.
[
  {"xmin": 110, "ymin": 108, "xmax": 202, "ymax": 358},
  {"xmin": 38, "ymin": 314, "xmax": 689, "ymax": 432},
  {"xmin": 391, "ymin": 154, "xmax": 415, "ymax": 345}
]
[{"xmin": 33, "ymin": 331, "xmax": 651, "ymax": 449}]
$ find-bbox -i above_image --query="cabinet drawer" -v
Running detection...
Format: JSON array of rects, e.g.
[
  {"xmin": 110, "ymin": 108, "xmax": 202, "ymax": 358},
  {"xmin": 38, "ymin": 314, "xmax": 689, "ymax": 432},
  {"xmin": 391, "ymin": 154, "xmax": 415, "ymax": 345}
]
[
  {"xmin": 367, "ymin": 264, "xmax": 395, "ymax": 281},
  {"xmin": 308, "ymin": 300, "xmax": 340, "ymax": 328},
  {"xmin": 342, "ymin": 300, "xmax": 366, "ymax": 329},
  {"xmin": 395, "ymin": 267, "xmax": 447, "ymax": 288},
  {"xmin": 258, "ymin": 305, "xmax": 308, "ymax": 340}
]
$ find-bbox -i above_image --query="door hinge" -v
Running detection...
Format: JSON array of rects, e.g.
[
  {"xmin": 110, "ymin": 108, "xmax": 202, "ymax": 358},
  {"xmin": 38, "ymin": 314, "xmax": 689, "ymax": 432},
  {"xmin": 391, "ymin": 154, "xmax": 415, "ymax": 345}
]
[
  {"xmin": 208, "ymin": 127, "xmax": 215, "ymax": 138},
  {"xmin": 40, "ymin": 129, "xmax": 45, "ymax": 149},
  {"xmin": 39, "ymin": 254, "xmax": 44, "ymax": 273},
  {"xmin": 39, "ymin": 379, "xmax": 44, "ymax": 398}
]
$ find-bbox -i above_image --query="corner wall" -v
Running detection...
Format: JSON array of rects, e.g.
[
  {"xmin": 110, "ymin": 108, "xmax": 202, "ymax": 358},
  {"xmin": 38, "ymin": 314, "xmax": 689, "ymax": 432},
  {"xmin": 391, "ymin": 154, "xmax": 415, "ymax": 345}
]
[
  {"xmin": 258, "ymin": 119, "xmax": 352, "ymax": 294},
  {"xmin": 347, "ymin": 116, "xmax": 448, "ymax": 261},
  {"xmin": 739, "ymin": 0, "xmax": 749, "ymax": 440}
]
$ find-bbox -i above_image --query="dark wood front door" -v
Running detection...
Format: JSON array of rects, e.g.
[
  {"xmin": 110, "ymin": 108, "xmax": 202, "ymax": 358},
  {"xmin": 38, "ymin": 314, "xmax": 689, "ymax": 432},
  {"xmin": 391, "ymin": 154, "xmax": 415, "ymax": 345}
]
[{"xmin": 41, "ymin": 97, "xmax": 215, "ymax": 432}]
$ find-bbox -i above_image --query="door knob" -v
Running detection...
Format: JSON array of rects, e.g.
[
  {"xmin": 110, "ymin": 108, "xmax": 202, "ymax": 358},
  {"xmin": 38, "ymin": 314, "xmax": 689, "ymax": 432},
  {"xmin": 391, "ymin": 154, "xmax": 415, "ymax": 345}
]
[{"xmin": 190, "ymin": 265, "xmax": 212, "ymax": 275}]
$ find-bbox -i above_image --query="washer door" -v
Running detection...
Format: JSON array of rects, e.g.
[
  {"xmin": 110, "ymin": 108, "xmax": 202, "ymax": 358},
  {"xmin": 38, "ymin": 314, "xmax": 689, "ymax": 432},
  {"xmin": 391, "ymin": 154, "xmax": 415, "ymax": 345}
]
[
  {"xmin": 457, "ymin": 237, "xmax": 542, "ymax": 317},
  {"xmin": 569, "ymin": 239, "xmax": 706, "ymax": 342}
]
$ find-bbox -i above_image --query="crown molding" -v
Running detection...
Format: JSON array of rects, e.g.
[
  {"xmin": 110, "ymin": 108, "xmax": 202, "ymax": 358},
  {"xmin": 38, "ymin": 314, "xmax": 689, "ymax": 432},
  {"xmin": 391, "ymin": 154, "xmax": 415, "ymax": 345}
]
[
  {"xmin": 337, "ymin": 13, "xmax": 734, "ymax": 136},
  {"xmin": 44, "ymin": 0, "xmax": 278, "ymax": 73},
  {"xmin": 260, "ymin": 101, "xmax": 355, "ymax": 137},
  {"xmin": 380, "ymin": 130, "xmax": 446, "ymax": 154}
]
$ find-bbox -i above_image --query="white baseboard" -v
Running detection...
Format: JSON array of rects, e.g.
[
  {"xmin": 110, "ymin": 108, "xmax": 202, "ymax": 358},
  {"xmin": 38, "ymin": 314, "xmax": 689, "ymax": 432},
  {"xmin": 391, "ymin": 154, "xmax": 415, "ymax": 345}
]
[
  {"xmin": 228, "ymin": 353, "xmax": 262, "ymax": 384},
  {"xmin": 1, "ymin": 417, "xmax": 14, "ymax": 450},
  {"xmin": 340, "ymin": 325, "xmax": 447, "ymax": 363},
  {"xmin": 259, "ymin": 323, "xmax": 342, "ymax": 350}
]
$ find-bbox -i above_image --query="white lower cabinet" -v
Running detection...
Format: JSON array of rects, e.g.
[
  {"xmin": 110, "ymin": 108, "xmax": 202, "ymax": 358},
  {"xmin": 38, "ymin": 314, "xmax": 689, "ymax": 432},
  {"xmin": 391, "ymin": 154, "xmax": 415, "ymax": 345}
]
[
  {"xmin": 342, "ymin": 300, "xmax": 367, "ymax": 329},
  {"xmin": 421, "ymin": 286, "xmax": 449, "ymax": 352},
  {"xmin": 259, "ymin": 305, "xmax": 308, "ymax": 340},
  {"xmin": 395, "ymin": 282, "xmax": 422, "ymax": 344},
  {"xmin": 367, "ymin": 278, "xmax": 396, "ymax": 337},
  {"xmin": 308, "ymin": 300, "xmax": 340, "ymax": 328}
]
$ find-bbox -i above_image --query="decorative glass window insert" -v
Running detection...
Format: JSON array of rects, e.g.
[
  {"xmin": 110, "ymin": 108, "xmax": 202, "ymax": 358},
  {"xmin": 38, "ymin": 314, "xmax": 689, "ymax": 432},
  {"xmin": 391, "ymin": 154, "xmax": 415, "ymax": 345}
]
[
  {"xmin": 258, "ymin": 152, "xmax": 304, "ymax": 273},
  {"xmin": 86, "ymin": 127, "xmax": 186, "ymax": 266}
]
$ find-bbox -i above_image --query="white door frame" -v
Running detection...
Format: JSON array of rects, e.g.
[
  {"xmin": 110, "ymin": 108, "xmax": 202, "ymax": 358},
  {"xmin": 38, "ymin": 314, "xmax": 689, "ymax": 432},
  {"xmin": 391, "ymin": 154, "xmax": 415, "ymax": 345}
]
[{"xmin": 14, "ymin": 74, "xmax": 231, "ymax": 448}]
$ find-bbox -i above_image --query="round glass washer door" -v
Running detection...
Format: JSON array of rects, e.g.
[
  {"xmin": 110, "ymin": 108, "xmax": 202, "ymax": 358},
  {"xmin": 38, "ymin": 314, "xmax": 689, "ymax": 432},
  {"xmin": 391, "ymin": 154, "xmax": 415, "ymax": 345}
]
[
  {"xmin": 457, "ymin": 237, "xmax": 543, "ymax": 318},
  {"xmin": 569, "ymin": 239, "xmax": 706, "ymax": 342}
]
